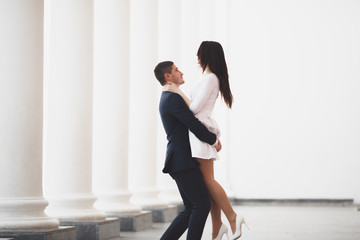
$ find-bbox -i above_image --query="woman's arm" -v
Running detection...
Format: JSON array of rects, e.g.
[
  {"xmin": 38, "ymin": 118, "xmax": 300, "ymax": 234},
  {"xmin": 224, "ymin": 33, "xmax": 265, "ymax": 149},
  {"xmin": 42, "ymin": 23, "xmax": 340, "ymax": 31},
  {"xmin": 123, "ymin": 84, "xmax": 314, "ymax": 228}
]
[
  {"xmin": 163, "ymin": 84, "xmax": 192, "ymax": 107},
  {"xmin": 163, "ymin": 74, "xmax": 218, "ymax": 113},
  {"xmin": 177, "ymin": 89, "xmax": 192, "ymax": 107}
]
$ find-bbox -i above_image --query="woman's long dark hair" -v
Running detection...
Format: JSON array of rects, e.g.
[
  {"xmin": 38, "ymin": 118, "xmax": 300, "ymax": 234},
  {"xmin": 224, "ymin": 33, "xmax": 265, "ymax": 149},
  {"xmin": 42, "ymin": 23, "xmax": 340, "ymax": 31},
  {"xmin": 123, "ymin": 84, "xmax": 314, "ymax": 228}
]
[{"xmin": 197, "ymin": 41, "xmax": 233, "ymax": 108}]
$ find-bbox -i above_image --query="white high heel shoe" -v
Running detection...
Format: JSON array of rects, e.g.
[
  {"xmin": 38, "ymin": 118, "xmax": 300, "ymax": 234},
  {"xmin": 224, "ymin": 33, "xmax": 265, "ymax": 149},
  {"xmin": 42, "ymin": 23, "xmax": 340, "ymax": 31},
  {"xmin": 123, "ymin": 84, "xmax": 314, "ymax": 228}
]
[
  {"xmin": 213, "ymin": 223, "xmax": 229, "ymax": 240},
  {"xmin": 231, "ymin": 215, "xmax": 249, "ymax": 240}
]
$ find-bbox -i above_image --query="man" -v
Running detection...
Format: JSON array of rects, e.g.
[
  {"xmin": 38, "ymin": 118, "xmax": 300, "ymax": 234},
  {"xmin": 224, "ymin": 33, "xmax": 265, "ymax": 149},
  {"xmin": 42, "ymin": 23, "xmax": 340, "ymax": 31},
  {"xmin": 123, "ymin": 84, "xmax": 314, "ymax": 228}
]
[{"xmin": 154, "ymin": 61, "xmax": 221, "ymax": 240}]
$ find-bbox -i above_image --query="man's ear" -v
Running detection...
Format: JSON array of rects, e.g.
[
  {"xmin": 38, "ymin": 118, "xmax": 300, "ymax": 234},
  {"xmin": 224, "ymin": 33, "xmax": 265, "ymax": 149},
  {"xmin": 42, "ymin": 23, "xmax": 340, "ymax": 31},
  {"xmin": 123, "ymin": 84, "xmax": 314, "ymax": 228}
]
[{"xmin": 164, "ymin": 72, "xmax": 171, "ymax": 82}]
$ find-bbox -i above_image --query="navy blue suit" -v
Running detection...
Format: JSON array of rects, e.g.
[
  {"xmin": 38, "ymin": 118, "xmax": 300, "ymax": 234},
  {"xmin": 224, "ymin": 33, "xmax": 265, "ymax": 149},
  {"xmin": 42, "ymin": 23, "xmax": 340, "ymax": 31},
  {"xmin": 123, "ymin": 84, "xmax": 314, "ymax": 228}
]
[{"xmin": 159, "ymin": 91, "xmax": 217, "ymax": 240}]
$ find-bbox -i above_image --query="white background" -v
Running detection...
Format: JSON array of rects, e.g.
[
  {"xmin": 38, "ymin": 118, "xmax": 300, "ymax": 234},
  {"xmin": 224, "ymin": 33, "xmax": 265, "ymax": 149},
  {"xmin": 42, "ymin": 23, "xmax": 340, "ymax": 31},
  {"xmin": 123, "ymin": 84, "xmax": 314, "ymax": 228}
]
[
  {"xmin": 229, "ymin": 0, "xmax": 360, "ymax": 200},
  {"xmin": 155, "ymin": 0, "xmax": 360, "ymax": 201}
]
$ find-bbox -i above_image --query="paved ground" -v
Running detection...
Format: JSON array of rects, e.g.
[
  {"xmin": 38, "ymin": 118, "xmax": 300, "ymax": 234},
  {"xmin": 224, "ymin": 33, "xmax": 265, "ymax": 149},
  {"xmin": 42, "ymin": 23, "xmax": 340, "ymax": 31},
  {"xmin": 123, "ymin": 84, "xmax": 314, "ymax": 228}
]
[{"xmin": 119, "ymin": 205, "xmax": 360, "ymax": 240}]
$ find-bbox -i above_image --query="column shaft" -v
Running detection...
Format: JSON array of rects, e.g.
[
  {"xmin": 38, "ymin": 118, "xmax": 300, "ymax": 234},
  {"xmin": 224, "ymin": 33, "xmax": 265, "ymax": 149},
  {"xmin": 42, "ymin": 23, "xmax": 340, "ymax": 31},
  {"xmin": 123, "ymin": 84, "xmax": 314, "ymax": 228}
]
[
  {"xmin": 212, "ymin": 0, "xmax": 234, "ymax": 196},
  {"xmin": 93, "ymin": 0, "xmax": 141, "ymax": 214},
  {"xmin": 44, "ymin": 0, "xmax": 105, "ymax": 221},
  {"xmin": 179, "ymin": 0, "xmax": 201, "ymax": 93},
  {"xmin": 128, "ymin": 0, "xmax": 167, "ymax": 208},
  {"xmin": 0, "ymin": 0, "xmax": 59, "ymax": 230},
  {"xmin": 157, "ymin": 0, "xmax": 182, "ymax": 204}
]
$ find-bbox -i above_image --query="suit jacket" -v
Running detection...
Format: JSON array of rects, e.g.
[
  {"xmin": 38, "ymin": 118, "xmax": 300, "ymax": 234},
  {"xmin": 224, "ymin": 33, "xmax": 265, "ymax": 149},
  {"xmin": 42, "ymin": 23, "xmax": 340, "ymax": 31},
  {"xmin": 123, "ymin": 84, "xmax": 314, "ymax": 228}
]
[{"xmin": 159, "ymin": 91, "xmax": 217, "ymax": 173}]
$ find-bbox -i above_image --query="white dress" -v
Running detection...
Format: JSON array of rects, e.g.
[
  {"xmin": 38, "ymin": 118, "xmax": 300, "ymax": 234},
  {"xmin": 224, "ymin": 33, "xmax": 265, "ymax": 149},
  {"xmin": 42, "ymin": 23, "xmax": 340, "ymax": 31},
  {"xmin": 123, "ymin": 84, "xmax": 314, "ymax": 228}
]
[{"xmin": 189, "ymin": 73, "xmax": 221, "ymax": 161}]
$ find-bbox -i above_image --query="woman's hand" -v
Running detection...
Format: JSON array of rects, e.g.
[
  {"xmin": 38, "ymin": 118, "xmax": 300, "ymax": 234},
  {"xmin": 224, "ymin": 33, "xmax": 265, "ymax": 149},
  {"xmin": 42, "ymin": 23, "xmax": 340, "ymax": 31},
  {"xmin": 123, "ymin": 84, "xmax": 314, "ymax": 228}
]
[
  {"xmin": 163, "ymin": 83, "xmax": 192, "ymax": 107},
  {"xmin": 215, "ymin": 139, "xmax": 222, "ymax": 152},
  {"xmin": 163, "ymin": 83, "xmax": 181, "ymax": 94}
]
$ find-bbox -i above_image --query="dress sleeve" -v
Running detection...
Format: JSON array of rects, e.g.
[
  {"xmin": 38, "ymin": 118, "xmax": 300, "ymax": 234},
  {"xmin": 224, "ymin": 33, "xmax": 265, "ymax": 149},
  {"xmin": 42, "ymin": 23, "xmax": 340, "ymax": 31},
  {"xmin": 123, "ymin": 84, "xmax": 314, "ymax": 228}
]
[{"xmin": 189, "ymin": 74, "xmax": 219, "ymax": 115}]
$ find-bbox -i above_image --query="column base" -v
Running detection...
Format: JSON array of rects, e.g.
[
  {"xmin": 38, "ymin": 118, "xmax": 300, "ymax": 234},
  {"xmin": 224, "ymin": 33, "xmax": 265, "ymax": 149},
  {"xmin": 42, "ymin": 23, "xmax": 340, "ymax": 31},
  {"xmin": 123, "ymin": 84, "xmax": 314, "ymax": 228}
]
[
  {"xmin": 0, "ymin": 226, "xmax": 76, "ymax": 240},
  {"xmin": 109, "ymin": 211, "xmax": 152, "ymax": 232},
  {"xmin": 94, "ymin": 191, "xmax": 142, "ymax": 215},
  {"xmin": 130, "ymin": 189, "xmax": 169, "ymax": 209},
  {"xmin": 0, "ymin": 197, "xmax": 60, "ymax": 230},
  {"xmin": 94, "ymin": 201, "xmax": 141, "ymax": 216},
  {"xmin": 176, "ymin": 203, "xmax": 185, "ymax": 214},
  {"xmin": 60, "ymin": 218, "xmax": 120, "ymax": 240},
  {"xmin": 143, "ymin": 205, "xmax": 177, "ymax": 223},
  {"xmin": 158, "ymin": 187, "xmax": 182, "ymax": 204},
  {"xmin": 45, "ymin": 195, "xmax": 107, "ymax": 221}
]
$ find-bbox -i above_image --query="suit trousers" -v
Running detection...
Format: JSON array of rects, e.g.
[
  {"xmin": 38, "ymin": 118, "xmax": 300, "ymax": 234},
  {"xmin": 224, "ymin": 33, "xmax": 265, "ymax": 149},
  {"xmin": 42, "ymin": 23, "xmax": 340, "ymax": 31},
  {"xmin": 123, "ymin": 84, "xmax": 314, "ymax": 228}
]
[{"xmin": 160, "ymin": 167, "xmax": 211, "ymax": 240}]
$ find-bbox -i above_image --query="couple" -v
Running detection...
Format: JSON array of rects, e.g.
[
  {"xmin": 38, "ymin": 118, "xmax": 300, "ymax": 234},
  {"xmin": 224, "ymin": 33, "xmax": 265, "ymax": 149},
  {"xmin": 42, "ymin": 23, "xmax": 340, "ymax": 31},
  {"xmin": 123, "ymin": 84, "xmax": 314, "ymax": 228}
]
[{"xmin": 154, "ymin": 41, "xmax": 248, "ymax": 240}]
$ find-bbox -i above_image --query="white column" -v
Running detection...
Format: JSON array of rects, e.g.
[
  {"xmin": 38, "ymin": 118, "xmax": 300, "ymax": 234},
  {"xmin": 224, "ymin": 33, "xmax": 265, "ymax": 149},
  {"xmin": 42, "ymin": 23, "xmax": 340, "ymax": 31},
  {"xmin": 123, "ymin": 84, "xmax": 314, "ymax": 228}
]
[
  {"xmin": 128, "ymin": 0, "xmax": 167, "ymax": 208},
  {"xmin": 180, "ymin": 0, "xmax": 201, "ymax": 93},
  {"xmin": 92, "ymin": 0, "xmax": 141, "ymax": 214},
  {"xmin": 43, "ymin": 0, "xmax": 106, "ymax": 221},
  {"xmin": 199, "ymin": 0, "xmax": 214, "ymax": 40},
  {"xmin": 0, "ymin": 0, "xmax": 59, "ymax": 230},
  {"xmin": 156, "ymin": 0, "xmax": 182, "ymax": 204},
  {"xmin": 212, "ymin": 0, "xmax": 234, "ymax": 197}
]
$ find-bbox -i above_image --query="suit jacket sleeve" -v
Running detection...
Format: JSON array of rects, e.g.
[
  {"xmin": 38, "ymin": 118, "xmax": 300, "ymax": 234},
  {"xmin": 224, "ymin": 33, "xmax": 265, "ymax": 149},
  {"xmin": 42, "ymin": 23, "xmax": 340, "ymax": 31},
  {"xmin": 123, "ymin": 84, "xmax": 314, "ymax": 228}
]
[{"xmin": 169, "ymin": 93, "xmax": 217, "ymax": 145}]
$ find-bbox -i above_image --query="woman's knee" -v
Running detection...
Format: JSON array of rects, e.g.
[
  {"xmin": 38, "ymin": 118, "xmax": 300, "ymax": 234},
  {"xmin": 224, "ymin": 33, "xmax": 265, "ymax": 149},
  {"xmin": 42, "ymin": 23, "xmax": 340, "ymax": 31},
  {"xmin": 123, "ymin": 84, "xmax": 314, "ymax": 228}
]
[{"xmin": 202, "ymin": 175, "xmax": 216, "ymax": 187}]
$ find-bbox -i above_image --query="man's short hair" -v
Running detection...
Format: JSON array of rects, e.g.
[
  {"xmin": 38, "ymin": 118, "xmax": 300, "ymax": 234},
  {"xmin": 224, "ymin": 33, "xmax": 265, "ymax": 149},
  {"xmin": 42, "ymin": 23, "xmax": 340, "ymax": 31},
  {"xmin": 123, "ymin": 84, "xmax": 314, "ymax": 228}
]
[{"xmin": 154, "ymin": 61, "xmax": 174, "ymax": 86}]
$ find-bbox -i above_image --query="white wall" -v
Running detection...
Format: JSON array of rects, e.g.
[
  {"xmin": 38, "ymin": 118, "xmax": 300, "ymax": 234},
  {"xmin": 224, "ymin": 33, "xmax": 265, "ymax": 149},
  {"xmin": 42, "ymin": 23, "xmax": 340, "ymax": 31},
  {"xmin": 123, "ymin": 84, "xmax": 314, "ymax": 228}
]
[{"xmin": 227, "ymin": 0, "xmax": 360, "ymax": 199}]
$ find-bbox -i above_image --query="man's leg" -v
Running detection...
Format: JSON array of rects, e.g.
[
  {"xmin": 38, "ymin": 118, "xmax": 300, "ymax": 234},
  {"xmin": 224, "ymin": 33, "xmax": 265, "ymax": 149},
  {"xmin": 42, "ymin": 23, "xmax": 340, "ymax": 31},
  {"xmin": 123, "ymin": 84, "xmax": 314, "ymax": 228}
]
[
  {"xmin": 160, "ymin": 182, "xmax": 192, "ymax": 240},
  {"xmin": 160, "ymin": 168, "xmax": 210, "ymax": 240}
]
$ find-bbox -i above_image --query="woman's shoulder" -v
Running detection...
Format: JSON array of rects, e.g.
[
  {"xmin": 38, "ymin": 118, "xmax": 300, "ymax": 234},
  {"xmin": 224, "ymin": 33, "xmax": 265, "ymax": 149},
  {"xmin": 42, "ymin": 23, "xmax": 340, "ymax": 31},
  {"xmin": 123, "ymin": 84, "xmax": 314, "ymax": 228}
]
[
  {"xmin": 202, "ymin": 73, "xmax": 219, "ymax": 87},
  {"xmin": 204, "ymin": 72, "xmax": 218, "ymax": 81}
]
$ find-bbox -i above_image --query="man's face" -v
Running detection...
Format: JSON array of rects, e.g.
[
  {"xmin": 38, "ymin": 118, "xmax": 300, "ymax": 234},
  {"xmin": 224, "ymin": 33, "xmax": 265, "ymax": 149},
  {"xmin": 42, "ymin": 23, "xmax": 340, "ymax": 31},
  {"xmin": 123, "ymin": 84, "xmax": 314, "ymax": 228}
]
[{"xmin": 165, "ymin": 64, "xmax": 184, "ymax": 86}]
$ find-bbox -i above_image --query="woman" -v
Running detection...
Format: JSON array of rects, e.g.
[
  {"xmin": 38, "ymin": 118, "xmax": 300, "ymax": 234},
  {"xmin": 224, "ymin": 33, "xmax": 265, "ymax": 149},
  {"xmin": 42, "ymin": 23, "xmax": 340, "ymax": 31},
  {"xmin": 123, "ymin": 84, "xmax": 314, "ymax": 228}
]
[{"xmin": 164, "ymin": 41, "xmax": 248, "ymax": 240}]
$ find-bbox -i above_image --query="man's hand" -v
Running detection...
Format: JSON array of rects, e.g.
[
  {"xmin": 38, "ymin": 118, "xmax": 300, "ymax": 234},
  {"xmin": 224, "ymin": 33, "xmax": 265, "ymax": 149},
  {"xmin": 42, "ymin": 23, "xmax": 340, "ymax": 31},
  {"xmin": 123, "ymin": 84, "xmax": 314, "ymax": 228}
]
[{"xmin": 214, "ymin": 139, "xmax": 222, "ymax": 152}]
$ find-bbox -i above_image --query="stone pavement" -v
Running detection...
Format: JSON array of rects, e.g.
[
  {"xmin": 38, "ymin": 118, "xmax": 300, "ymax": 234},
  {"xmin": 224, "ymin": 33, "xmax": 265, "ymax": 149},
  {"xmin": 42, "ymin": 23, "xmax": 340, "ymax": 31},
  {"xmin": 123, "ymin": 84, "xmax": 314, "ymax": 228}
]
[{"xmin": 119, "ymin": 205, "xmax": 360, "ymax": 240}]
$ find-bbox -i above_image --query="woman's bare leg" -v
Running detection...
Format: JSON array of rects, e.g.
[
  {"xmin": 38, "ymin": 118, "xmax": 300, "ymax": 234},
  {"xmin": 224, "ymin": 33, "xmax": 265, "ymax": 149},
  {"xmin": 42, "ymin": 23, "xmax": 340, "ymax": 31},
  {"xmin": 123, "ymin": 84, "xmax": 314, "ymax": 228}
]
[
  {"xmin": 197, "ymin": 158, "xmax": 238, "ymax": 235},
  {"xmin": 207, "ymin": 163, "xmax": 222, "ymax": 238},
  {"xmin": 209, "ymin": 196, "xmax": 222, "ymax": 238}
]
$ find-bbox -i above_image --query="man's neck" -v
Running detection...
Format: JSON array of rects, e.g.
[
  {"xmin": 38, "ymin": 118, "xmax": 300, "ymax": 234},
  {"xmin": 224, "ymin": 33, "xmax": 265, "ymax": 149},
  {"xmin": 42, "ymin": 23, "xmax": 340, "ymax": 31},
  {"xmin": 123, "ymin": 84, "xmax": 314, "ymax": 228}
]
[
  {"xmin": 162, "ymin": 83, "xmax": 180, "ymax": 92},
  {"xmin": 164, "ymin": 83, "xmax": 180, "ymax": 87}
]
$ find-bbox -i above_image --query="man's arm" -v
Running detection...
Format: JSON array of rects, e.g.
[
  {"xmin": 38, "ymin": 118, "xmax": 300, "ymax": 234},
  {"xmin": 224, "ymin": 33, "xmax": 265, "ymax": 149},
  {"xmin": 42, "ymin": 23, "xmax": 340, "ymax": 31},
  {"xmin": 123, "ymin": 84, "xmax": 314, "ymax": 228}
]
[{"xmin": 169, "ymin": 93, "xmax": 217, "ymax": 145}]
